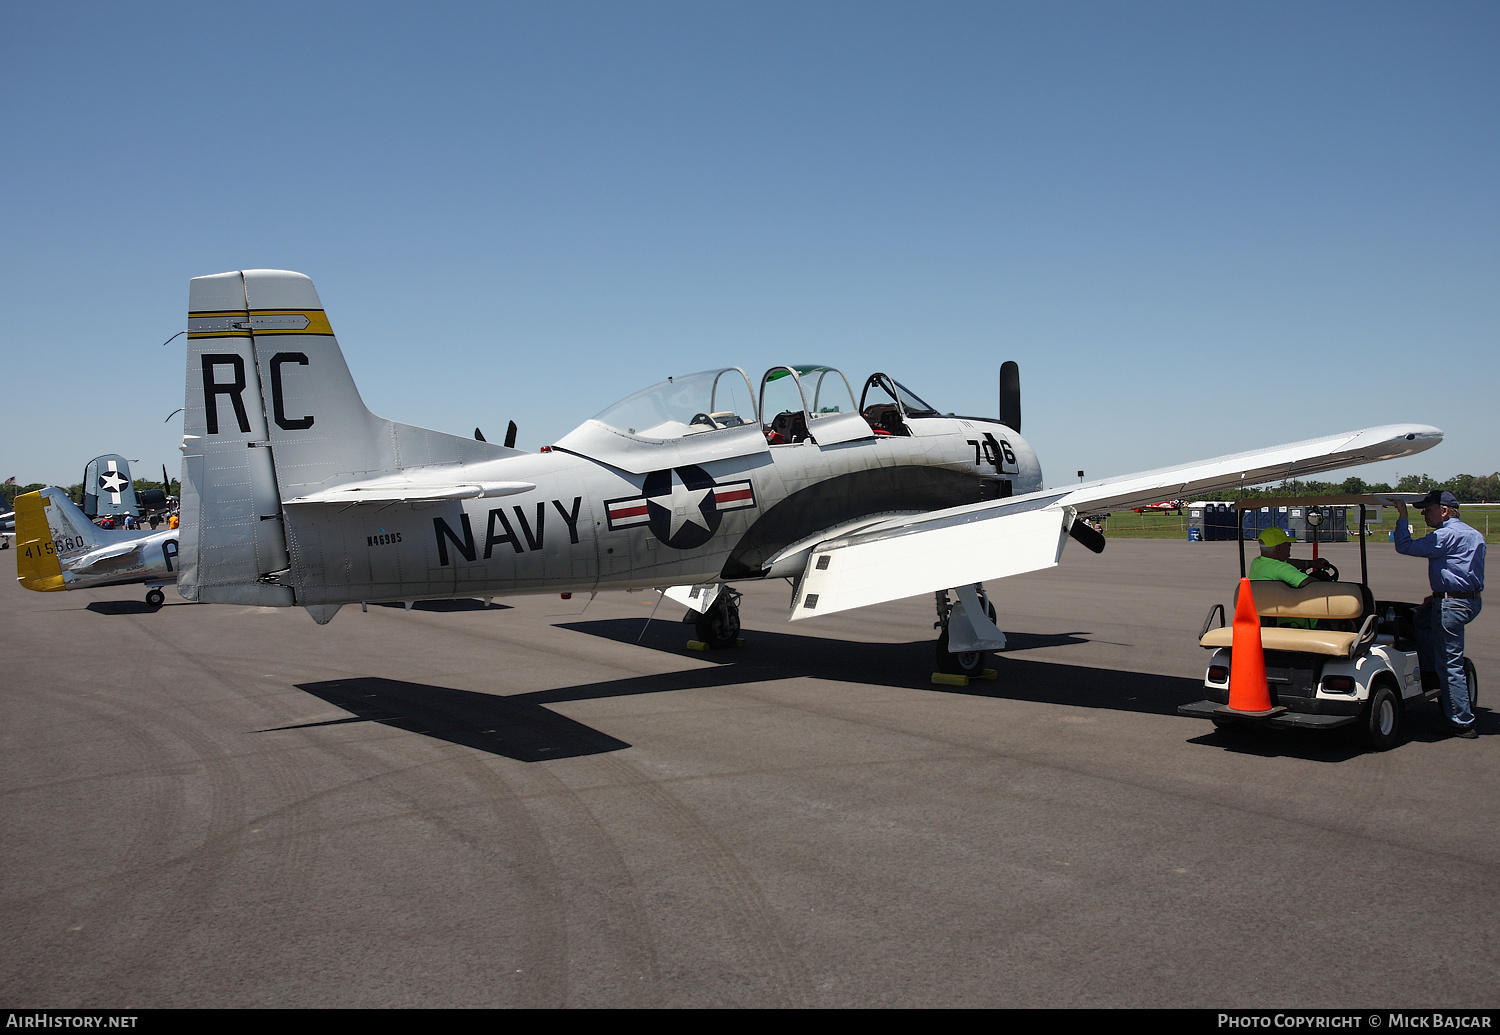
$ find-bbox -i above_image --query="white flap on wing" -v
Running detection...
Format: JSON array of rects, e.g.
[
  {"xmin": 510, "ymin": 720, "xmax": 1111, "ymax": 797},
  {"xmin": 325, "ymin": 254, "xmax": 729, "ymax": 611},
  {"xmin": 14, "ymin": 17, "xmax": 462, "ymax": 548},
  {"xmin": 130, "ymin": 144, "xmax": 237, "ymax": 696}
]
[{"xmin": 789, "ymin": 506, "xmax": 1073, "ymax": 620}]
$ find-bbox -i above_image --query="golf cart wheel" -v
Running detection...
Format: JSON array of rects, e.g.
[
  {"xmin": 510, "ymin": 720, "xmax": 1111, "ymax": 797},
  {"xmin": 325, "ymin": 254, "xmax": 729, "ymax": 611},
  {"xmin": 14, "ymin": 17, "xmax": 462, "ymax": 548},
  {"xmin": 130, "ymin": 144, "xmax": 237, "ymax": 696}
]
[{"xmin": 1361, "ymin": 683, "xmax": 1401, "ymax": 751}]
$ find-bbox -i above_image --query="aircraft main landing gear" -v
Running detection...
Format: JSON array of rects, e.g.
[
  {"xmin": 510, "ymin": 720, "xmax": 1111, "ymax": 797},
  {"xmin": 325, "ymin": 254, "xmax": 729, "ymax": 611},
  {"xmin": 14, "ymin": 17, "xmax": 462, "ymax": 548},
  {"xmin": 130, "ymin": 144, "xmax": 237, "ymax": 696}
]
[
  {"xmin": 695, "ymin": 588, "xmax": 742, "ymax": 648},
  {"xmin": 145, "ymin": 588, "xmax": 165, "ymax": 608},
  {"xmin": 933, "ymin": 586, "xmax": 999, "ymax": 676}
]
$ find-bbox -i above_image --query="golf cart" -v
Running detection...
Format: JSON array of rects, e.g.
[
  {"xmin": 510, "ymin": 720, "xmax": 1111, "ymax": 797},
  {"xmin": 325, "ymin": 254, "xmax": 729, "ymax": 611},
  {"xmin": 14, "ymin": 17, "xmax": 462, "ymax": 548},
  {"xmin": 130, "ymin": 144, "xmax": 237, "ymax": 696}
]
[{"xmin": 1177, "ymin": 495, "xmax": 1477, "ymax": 750}]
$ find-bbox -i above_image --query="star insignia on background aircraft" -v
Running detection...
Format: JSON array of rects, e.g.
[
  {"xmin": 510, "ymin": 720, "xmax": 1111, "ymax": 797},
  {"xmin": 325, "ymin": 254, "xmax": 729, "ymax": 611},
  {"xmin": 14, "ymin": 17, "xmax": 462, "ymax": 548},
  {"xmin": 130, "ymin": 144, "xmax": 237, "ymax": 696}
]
[{"xmin": 170, "ymin": 269, "xmax": 1444, "ymax": 673}]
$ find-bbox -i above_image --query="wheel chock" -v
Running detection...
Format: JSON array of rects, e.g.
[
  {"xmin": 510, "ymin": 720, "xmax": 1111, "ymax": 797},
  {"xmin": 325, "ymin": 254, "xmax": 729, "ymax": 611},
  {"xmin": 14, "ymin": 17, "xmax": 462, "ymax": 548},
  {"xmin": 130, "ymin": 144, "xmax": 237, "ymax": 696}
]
[
  {"xmin": 931, "ymin": 668, "xmax": 996, "ymax": 686},
  {"xmin": 686, "ymin": 638, "xmax": 748, "ymax": 652}
]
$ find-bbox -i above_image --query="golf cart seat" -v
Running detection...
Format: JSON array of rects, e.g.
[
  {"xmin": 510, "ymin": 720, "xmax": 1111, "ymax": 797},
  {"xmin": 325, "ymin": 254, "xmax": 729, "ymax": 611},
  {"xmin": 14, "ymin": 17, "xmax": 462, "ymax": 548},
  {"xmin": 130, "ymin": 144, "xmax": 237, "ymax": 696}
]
[{"xmin": 1199, "ymin": 580, "xmax": 1375, "ymax": 657}]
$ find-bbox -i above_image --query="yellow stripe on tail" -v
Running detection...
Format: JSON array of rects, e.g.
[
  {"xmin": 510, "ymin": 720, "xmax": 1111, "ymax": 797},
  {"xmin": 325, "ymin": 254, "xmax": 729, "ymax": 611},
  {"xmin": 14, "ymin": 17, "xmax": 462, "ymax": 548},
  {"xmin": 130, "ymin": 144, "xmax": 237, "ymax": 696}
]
[{"xmin": 14, "ymin": 491, "xmax": 65, "ymax": 591}]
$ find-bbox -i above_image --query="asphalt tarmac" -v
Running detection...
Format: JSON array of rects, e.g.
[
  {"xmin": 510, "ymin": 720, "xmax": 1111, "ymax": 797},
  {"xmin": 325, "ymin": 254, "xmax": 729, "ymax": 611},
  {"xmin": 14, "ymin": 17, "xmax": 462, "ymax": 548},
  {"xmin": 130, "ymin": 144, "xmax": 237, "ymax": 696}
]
[{"xmin": 2, "ymin": 539, "xmax": 1496, "ymax": 1008}]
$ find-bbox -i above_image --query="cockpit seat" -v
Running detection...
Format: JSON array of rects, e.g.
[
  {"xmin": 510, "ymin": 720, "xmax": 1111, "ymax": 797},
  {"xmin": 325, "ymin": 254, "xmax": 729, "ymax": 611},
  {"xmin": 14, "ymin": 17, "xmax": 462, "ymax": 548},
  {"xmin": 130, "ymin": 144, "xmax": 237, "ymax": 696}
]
[
  {"xmin": 768, "ymin": 410, "xmax": 809, "ymax": 444},
  {"xmin": 862, "ymin": 403, "xmax": 908, "ymax": 436}
]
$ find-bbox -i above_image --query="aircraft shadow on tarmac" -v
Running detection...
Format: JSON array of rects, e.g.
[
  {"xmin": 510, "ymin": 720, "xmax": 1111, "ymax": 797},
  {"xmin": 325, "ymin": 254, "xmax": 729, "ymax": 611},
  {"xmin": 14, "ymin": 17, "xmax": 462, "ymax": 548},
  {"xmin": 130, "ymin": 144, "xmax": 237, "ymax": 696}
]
[
  {"xmin": 560, "ymin": 617, "xmax": 1201, "ymax": 717},
  {"xmin": 86, "ymin": 600, "xmax": 165, "ymax": 615},
  {"xmin": 284, "ymin": 677, "xmax": 630, "ymax": 762},
  {"xmin": 275, "ymin": 621, "xmax": 1480, "ymax": 766}
]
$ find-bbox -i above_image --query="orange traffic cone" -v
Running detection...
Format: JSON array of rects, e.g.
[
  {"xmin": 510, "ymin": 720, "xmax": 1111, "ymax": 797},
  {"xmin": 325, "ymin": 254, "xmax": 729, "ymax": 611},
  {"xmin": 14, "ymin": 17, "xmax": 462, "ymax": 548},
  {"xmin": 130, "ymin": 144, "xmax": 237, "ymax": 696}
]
[{"xmin": 1226, "ymin": 577, "xmax": 1277, "ymax": 715}]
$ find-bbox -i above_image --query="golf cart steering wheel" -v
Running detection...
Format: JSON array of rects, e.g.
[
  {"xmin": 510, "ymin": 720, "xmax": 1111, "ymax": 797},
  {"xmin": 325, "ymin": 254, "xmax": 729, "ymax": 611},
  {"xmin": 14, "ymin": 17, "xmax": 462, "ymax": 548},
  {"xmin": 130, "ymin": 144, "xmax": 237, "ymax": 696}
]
[{"xmin": 1310, "ymin": 561, "xmax": 1339, "ymax": 582}]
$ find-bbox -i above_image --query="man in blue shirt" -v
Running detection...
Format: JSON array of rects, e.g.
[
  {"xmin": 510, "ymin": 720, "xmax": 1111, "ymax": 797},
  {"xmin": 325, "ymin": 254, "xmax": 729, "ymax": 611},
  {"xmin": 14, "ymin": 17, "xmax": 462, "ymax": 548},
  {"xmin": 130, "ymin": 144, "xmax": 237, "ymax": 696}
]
[{"xmin": 1395, "ymin": 490, "xmax": 1485, "ymax": 738}]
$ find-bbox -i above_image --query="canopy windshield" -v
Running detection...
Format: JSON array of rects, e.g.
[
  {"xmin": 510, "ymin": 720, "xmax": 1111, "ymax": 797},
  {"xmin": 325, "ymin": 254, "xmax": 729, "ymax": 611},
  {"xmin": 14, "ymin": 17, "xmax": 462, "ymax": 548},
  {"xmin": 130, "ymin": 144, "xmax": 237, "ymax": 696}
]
[
  {"xmin": 589, "ymin": 368, "xmax": 758, "ymax": 438},
  {"xmin": 761, "ymin": 365, "xmax": 858, "ymax": 421},
  {"xmin": 859, "ymin": 373, "xmax": 939, "ymax": 416}
]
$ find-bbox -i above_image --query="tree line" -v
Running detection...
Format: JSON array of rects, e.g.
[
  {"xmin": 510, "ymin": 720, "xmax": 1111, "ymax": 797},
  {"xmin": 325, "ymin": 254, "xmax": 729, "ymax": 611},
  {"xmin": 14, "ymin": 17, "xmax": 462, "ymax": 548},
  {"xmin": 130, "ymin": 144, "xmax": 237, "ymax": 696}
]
[
  {"xmin": 3, "ymin": 478, "xmax": 181, "ymax": 510},
  {"xmin": 1272, "ymin": 473, "xmax": 1500, "ymax": 503}
]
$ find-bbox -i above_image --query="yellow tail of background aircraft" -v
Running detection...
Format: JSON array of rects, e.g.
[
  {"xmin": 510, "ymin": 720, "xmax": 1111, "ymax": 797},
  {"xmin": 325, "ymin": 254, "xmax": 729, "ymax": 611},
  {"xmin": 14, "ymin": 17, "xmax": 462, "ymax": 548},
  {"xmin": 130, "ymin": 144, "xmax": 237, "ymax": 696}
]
[{"xmin": 14, "ymin": 486, "xmax": 179, "ymax": 607}]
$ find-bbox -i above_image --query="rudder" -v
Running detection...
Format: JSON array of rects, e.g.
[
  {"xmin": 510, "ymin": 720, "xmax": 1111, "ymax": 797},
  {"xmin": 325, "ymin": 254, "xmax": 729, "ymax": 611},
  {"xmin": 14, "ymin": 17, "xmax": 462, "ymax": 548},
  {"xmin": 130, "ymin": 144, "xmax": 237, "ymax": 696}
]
[
  {"xmin": 14, "ymin": 491, "xmax": 67, "ymax": 591},
  {"xmin": 179, "ymin": 270, "xmax": 510, "ymax": 607}
]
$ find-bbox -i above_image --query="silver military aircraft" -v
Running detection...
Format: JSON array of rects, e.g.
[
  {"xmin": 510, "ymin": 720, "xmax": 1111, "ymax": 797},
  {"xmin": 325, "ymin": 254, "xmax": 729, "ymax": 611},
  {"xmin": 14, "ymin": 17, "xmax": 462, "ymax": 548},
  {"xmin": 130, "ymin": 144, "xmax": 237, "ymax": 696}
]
[
  {"xmin": 176, "ymin": 269, "xmax": 1443, "ymax": 673},
  {"xmin": 14, "ymin": 487, "xmax": 179, "ymax": 606}
]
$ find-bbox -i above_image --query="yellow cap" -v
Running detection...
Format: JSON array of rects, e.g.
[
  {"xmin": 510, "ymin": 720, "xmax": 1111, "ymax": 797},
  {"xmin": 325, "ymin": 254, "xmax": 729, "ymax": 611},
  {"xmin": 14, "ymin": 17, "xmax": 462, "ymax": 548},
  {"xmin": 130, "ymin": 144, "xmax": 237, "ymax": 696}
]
[{"xmin": 1258, "ymin": 527, "xmax": 1294, "ymax": 549}]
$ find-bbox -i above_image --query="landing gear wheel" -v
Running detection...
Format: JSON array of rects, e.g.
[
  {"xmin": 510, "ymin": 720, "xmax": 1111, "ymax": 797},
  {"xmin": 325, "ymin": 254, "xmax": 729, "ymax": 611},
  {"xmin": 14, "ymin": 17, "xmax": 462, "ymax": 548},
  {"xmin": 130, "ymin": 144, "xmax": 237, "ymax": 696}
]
[
  {"xmin": 145, "ymin": 588, "xmax": 165, "ymax": 608},
  {"xmin": 935, "ymin": 626, "xmax": 984, "ymax": 676},
  {"xmin": 695, "ymin": 593, "xmax": 740, "ymax": 648},
  {"xmin": 1361, "ymin": 684, "xmax": 1401, "ymax": 751},
  {"xmin": 1464, "ymin": 657, "xmax": 1478, "ymax": 710}
]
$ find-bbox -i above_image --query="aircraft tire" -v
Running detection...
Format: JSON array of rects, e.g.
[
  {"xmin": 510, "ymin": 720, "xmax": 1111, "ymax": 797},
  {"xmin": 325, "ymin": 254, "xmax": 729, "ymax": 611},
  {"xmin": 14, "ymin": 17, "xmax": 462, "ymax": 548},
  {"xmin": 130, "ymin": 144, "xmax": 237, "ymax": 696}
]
[
  {"xmin": 1464, "ymin": 658, "xmax": 1478, "ymax": 711},
  {"xmin": 935, "ymin": 627, "xmax": 984, "ymax": 676},
  {"xmin": 695, "ymin": 597, "xmax": 740, "ymax": 648},
  {"xmin": 146, "ymin": 588, "xmax": 165, "ymax": 608}
]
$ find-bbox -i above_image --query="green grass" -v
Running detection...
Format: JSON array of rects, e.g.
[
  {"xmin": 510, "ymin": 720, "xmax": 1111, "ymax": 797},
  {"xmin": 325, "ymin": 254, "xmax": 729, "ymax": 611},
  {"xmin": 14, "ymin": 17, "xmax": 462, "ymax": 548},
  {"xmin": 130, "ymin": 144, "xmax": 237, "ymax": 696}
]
[{"xmin": 1098, "ymin": 503, "xmax": 1500, "ymax": 544}]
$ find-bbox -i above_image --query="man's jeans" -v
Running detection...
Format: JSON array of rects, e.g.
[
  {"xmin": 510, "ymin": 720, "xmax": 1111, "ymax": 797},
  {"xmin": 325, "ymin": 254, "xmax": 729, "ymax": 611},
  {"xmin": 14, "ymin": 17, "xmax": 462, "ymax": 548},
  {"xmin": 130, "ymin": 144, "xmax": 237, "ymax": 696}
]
[{"xmin": 1415, "ymin": 596, "xmax": 1482, "ymax": 728}]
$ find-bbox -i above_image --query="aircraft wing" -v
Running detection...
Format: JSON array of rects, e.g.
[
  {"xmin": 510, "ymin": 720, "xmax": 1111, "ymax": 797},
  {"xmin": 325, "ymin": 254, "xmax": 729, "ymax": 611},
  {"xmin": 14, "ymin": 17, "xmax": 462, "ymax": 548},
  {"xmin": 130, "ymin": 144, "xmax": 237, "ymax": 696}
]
[{"xmin": 788, "ymin": 423, "xmax": 1442, "ymax": 620}]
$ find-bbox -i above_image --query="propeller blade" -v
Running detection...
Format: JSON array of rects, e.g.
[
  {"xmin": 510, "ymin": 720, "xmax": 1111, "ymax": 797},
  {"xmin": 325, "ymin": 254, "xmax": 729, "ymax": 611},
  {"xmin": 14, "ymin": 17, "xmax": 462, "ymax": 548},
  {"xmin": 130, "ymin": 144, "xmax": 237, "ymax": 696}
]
[
  {"xmin": 999, "ymin": 361, "xmax": 1021, "ymax": 433},
  {"xmin": 504, "ymin": 421, "xmax": 518, "ymax": 449},
  {"xmin": 474, "ymin": 427, "xmax": 486, "ymax": 442}
]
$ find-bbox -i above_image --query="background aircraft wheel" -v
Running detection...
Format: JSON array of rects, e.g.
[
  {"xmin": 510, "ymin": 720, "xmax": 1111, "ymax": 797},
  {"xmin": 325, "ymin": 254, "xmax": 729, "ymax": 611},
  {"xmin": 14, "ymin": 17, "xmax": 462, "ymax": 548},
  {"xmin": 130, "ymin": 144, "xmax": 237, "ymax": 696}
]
[
  {"xmin": 1361, "ymin": 684, "xmax": 1401, "ymax": 751},
  {"xmin": 935, "ymin": 626, "xmax": 984, "ymax": 675},
  {"xmin": 1464, "ymin": 657, "xmax": 1478, "ymax": 711},
  {"xmin": 694, "ymin": 596, "xmax": 740, "ymax": 648},
  {"xmin": 146, "ymin": 588, "xmax": 165, "ymax": 608}
]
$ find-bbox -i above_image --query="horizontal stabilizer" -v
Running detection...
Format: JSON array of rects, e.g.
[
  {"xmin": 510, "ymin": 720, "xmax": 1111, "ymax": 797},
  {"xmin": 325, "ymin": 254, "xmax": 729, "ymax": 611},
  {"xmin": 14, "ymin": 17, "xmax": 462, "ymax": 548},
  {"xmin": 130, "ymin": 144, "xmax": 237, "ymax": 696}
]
[
  {"xmin": 284, "ymin": 479, "xmax": 536, "ymax": 505},
  {"xmin": 790, "ymin": 503, "xmax": 1073, "ymax": 620},
  {"xmin": 72, "ymin": 540, "xmax": 146, "ymax": 566}
]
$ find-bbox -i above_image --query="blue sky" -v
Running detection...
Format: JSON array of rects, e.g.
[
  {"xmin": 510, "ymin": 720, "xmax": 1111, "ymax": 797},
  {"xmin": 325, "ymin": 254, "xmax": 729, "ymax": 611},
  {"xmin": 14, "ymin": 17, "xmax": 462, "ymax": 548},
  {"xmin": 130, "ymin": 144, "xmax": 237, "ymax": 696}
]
[{"xmin": 3, "ymin": 1, "xmax": 1495, "ymax": 490}]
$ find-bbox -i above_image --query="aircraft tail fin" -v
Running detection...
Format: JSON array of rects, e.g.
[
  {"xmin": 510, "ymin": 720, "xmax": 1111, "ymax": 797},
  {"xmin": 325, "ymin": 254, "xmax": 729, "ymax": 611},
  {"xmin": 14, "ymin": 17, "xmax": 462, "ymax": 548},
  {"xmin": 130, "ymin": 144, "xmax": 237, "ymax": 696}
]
[
  {"xmin": 14, "ymin": 488, "xmax": 99, "ymax": 591},
  {"xmin": 179, "ymin": 269, "xmax": 518, "ymax": 606},
  {"xmin": 82, "ymin": 455, "xmax": 139, "ymax": 518}
]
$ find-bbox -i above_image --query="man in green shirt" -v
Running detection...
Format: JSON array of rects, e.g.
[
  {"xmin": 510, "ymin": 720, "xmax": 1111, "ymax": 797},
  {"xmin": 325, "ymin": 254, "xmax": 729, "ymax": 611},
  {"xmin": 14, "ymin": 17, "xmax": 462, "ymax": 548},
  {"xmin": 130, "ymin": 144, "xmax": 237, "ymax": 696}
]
[
  {"xmin": 1248, "ymin": 527, "xmax": 1335, "ymax": 629},
  {"xmin": 1249, "ymin": 527, "xmax": 1333, "ymax": 587}
]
